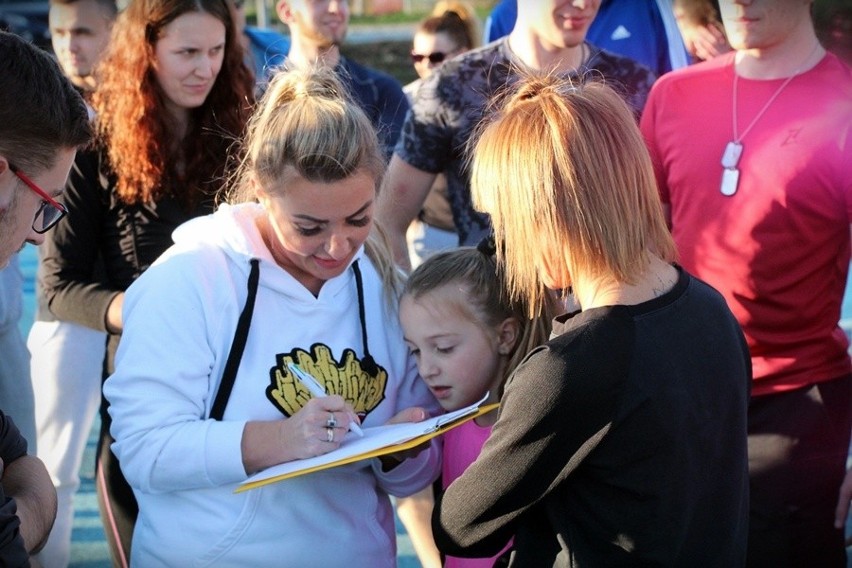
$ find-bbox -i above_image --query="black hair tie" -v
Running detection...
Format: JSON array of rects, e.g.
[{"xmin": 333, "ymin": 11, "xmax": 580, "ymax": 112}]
[{"xmin": 477, "ymin": 234, "xmax": 497, "ymax": 257}]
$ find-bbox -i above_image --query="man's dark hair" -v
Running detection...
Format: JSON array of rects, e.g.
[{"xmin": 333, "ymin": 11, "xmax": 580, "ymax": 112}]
[{"xmin": 0, "ymin": 31, "xmax": 92, "ymax": 173}]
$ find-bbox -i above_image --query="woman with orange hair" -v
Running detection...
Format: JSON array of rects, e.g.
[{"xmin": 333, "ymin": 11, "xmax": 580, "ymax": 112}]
[
  {"xmin": 40, "ymin": 0, "xmax": 254, "ymax": 563},
  {"xmin": 431, "ymin": 74, "xmax": 752, "ymax": 566}
]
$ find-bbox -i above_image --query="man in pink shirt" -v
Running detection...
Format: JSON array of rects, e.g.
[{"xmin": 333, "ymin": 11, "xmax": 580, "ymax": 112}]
[{"xmin": 641, "ymin": 0, "xmax": 852, "ymax": 565}]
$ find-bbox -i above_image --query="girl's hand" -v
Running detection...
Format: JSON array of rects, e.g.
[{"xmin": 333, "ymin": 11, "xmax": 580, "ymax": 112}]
[
  {"xmin": 679, "ymin": 19, "xmax": 731, "ymax": 62},
  {"xmin": 689, "ymin": 21, "xmax": 731, "ymax": 61},
  {"xmin": 379, "ymin": 407, "xmax": 431, "ymax": 471}
]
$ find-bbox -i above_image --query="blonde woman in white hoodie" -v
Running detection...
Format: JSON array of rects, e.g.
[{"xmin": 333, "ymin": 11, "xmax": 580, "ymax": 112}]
[{"xmin": 104, "ymin": 66, "xmax": 441, "ymax": 568}]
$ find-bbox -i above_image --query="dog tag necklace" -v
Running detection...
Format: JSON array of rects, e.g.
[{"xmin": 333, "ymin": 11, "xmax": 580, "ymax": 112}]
[{"xmin": 720, "ymin": 44, "xmax": 820, "ymax": 196}]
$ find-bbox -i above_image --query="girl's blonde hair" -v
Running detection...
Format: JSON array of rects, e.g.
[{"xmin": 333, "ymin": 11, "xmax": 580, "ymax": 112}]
[
  {"xmin": 226, "ymin": 65, "xmax": 401, "ymax": 298},
  {"xmin": 404, "ymin": 245, "xmax": 553, "ymax": 388},
  {"xmin": 470, "ymin": 73, "xmax": 676, "ymax": 310}
]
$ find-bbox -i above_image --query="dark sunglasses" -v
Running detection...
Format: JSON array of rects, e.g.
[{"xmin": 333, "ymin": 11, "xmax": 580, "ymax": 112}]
[
  {"xmin": 8, "ymin": 163, "xmax": 68, "ymax": 234},
  {"xmin": 410, "ymin": 51, "xmax": 449, "ymax": 65}
]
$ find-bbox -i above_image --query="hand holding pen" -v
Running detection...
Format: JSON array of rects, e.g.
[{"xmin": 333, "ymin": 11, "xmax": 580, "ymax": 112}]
[{"xmin": 287, "ymin": 363, "xmax": 365, "ymax": 438}]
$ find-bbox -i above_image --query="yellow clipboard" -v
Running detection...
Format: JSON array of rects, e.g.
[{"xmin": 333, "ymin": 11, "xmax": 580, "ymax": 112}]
[{"xmin": 237, "ymin": 402, "xmax": 499, "ymax": 492}]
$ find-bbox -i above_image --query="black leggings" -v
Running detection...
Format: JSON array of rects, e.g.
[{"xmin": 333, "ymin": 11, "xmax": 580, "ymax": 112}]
[{"xmin": 96, "ymin": 401, "xmax": 137, "ymax": 568}]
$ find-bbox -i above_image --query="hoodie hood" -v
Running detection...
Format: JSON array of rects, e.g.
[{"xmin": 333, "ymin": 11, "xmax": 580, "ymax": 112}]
[{"xmin": 173, "ymin": 203, "xmax": 274, "ymax": 264}]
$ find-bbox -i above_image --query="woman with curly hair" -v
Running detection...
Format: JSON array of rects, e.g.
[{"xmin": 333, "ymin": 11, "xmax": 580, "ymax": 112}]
[{"xmin": 39, "ymin": 0, "xmax": 254, "ymax": 563}]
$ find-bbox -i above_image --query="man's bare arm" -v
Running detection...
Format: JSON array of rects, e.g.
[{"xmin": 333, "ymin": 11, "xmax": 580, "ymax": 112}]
[
  {"xmin": 377, "ymin": 155, "xmax": 438, "ymax": 271},
  {"xmin": 3, "ymin": 455, "xmax": 57, "ymax": 554}
]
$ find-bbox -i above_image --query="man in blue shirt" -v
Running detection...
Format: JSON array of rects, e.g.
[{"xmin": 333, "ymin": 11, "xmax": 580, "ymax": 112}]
[
  {"xmin": 484, "ymin": 0, "xmax": 689, "ymax": 76},
  {"xmin": 232, "ymin": 0, "xmax": 290, "ymax": 84},
  {"xmin": 274, "ymin": 0, "xmax": 408, "ymax": 159}
]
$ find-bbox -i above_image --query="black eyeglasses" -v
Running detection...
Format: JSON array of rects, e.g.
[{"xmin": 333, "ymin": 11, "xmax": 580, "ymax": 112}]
[
  {"xmin": 410, "ymin": 51, "xmax": 450, "ymax": 65},
  {"xmin": 9, "ymin": 164, "xmax": 68, "ymax": 234},
  {"xmin": 233, "ymin": 0, "xmax": 244, "ymax": 8}
]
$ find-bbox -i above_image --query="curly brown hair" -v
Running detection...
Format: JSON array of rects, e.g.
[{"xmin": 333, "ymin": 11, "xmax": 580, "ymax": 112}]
[{"xmin": 92, "ymin": 0, "xmax": 254, "ymax": 207}]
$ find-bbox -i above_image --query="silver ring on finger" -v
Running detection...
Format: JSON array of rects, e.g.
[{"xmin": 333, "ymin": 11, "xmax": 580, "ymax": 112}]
[
  {"xmin": 326, "ymin": 427, "xmax": 334, "ymax": 443},
  {"xmin": 326, "ymin": 412, "xmax": 337, "ymax": 429}
]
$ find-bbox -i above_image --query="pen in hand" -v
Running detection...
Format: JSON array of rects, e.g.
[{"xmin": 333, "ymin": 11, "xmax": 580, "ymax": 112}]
[{"xmin": 287, "ymin": 362, "xmax": 365, "ymax": 437}]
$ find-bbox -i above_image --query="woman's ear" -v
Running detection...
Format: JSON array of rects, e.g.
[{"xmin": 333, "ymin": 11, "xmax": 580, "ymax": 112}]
[
  {"xmin": 275, "ymin": 0, "xmax": 296, "ymax": 25},
  {"xmin": 496, "ymin": 316, "xmax": 520, "ymax": 355},
  {"xmin": 251, "ymin": 173, "xmax": 268, "ymax": 207},
  {"xmin": 0, "ymin": 156, "xmax": 14, "ymax": 213}
]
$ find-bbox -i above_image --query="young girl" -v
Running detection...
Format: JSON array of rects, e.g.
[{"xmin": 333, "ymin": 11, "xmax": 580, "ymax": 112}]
[{"xmin": 398, "ymin": 243, "xmax": 552, "ymax": 568}]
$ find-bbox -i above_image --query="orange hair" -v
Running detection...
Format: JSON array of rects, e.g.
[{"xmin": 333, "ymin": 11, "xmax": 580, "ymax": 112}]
[{"xmin": 92, "ymin": 0, "xmax": 254, "ymax": 207}]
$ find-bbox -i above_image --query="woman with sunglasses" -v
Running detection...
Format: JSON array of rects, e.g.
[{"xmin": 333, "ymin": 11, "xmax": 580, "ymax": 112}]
[
  {"xmin": 404, "ymin": 2, "xmax": 478, "ymax": 101},
  {"xmin": 402, "ymin": 1, "xmax": 478, "ymax": 275},
  {"xmin": 39, "ymin": 0, "xmax": 254, "ymax": 564}
]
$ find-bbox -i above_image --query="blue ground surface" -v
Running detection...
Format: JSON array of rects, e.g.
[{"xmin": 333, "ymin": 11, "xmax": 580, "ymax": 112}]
[{"xmin": 14, "ymin": 244, "xmax": 852, "ymax": 567}]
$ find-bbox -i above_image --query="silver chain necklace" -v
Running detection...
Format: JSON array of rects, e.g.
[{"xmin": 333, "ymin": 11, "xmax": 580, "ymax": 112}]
[{"xmin": 719, "ymin": 43, "xmax": 821, "ymax": 196}]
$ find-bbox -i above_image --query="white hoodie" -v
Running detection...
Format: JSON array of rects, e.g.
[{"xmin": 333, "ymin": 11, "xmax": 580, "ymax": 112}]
[{"xmin": 104, "ymin": 203, "xmax": 441, "ymax": 567}]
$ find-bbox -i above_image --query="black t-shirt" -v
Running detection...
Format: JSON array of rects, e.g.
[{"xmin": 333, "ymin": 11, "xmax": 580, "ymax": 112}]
[{"xmin": 434, "ymin": 268, "xmax": 752, "ymax": 566}]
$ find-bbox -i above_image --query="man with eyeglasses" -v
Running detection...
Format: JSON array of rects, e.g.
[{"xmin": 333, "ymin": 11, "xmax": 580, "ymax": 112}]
[
  {"xmin": 0, "ymin": 160, "xmax": 69, "ymax": 462},
  {"xmin": 0, "ymin": 30, "xmax": 91, "ymax": 564},
  {"xmin": 0, "ymin": 101, "xmax": 77, "ymax": 264}
]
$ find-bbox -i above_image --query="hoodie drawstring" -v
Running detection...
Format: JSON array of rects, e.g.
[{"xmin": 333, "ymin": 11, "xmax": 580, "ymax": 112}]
[
  {"xmin": 351, "ymin": 259, "xmax": 378, "ymax": 377},
  {"xmin": 210, "ymin": 257, "xmax": 379, "ymax": 420},
  {"xmin": 210, "ymin": 258, "xmax": 260, "ymax": 420}
]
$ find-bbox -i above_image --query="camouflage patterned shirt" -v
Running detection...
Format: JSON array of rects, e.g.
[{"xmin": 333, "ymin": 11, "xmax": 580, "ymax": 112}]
[{"xmin": 395, "ymin": 38, "xmax": 656, "ymax": 246}]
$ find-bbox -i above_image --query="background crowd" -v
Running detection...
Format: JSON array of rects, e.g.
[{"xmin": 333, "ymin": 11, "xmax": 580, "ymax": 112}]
[{"xmin": 0, "ymin": 0, "xmax": 851, "ymax": 566}]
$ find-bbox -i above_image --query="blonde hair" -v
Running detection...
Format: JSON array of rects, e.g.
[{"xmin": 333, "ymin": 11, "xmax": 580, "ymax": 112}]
[
  {"xmin": 404, "ymin": 246, "xmax": 553, "ymax": 388},
  {"xmin": 470, "ymin": 73, "xmax": 676, "ymax": 310},
  {"xmin": 227, "ymin": 65, "xmax": 401, "ymax": 298}
]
